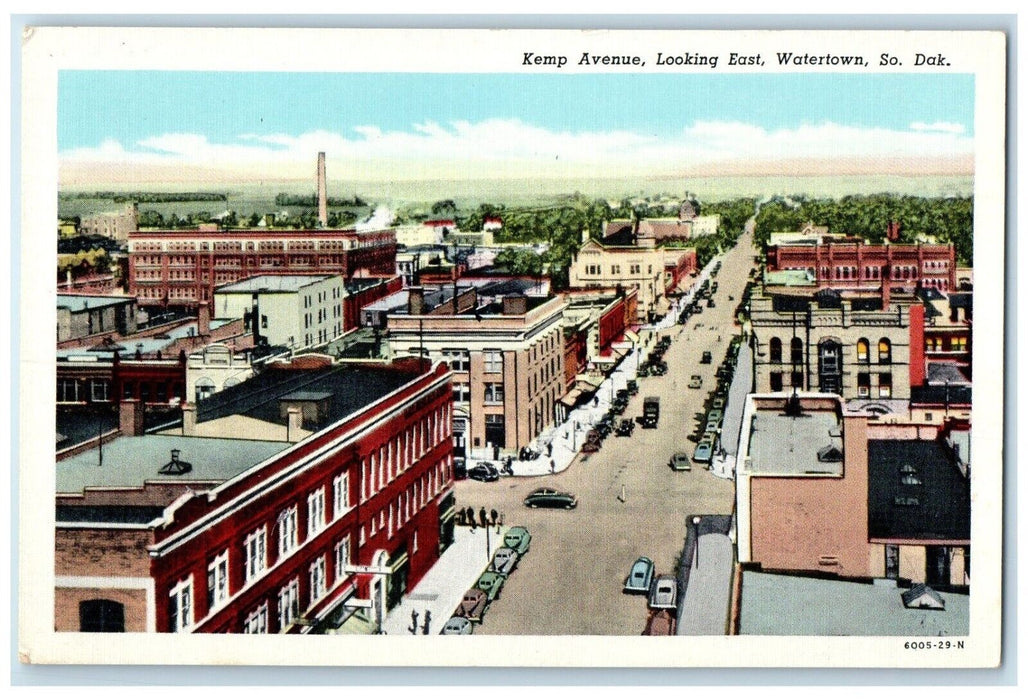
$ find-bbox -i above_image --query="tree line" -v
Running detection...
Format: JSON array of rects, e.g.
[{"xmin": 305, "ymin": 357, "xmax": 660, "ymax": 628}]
[
  {"xmin": 136, "ymin": 209, "xmax": 359, "ymax": 230},
  {"xmin": 62, "ymin": 191, "xmax": 228, "ymax": 203},
  {"xmin": 274, "ymin": 193, "xmax": 368, "ymax": 207}
]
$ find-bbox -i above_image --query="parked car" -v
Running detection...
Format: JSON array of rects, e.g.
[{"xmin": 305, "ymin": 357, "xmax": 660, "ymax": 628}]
[
  {"xmin": 704, "ymin": 418, "xmax": 721, "ymax": 434},
  {"xmin": 669, "ymin": 452, "xmax": 692, "ymax": 471},
  {"xmin": 689, "ymin": 375, "xmax": 703, "ymax": 389},
  {"xmin": 453, "ymin": 457, "xmax": 468, "ymax": 480},
  {"xmin": 643, "ymin": 609, "xmax": 677, "ymax": 636},
  {"xmin": 712, "ymin": 397, "xmax": 726, "ymax": 410},
  {"xmin": 476, "ymin": 571, "xmax": 505, "ymax": 601},
  {"xmin": 651, "ymin": 362, "xmax": 668, "ymax": 376},
  {"xmin": 615, "ymin": 419, "xmax": 635, "ymax": 436},
  {"xmin": 649, "ymin": 575, "xmax": 678, "ymax": 610},
  {"xmin": 489, "ymin": 547, "xmax": 519, "ymax": 577},
  {"xmin": 623, "ymin": 556, "xmax": 655, "ymax": 594},
  {"xmin": 468, "ymin": 463, "xmax": 500, "ymax": 482},
  {"xmin": 503, "ymin": 526, "xmax": 531, "ymax": 554},
  {"xmin": 637, "ymin": 364, "xmax": 651, "ymax": 377},
  {"xmin": 441, "ymin": 615, "xmax": 474, "ymax": 635},
  {"xmin": 454, "ymin": 588, "xmax": 490, "ymax": 623},
  {"xmin": 524, "ymin": 488, "xmax": 578, "ymax": 509},
  {"xmin": 693, "ymin": 440, "xmax": 714, "ymax": 463},
  {"xmin": 701, "ymin": 351, "xmax": 713, "ymax": 364},
  {"xmin": 626, "ymin": 380, "xmax": 639, "ymax": 395},
  {"xmin": 707, "ymin": 409, "xmax": 723, "ymax": 424}
]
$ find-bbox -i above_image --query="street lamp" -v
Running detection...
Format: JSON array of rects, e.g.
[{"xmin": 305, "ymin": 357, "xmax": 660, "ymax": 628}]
[{"xmin": 692, "ymin": 516, "xmax": 702, "ymax": 569}]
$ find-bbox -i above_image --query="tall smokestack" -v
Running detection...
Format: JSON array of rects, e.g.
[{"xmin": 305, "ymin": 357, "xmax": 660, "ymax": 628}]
[{"xmin": 317, "ymin": 152, "xmax": 328, "ymax": 228}]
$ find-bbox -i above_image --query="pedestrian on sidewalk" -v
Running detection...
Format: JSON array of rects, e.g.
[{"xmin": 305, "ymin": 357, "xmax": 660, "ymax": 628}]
[
  {"xmin": 490, "ymin": 508, "xmax": 498, "ymax": 526},
  {"xmin": 422, "ymin": 610, "xmax": 432, "ymax": 635},
  {"xmin": 547, "ymin": 442, "xmax": 553, "ymax": 457},
  {"xmin": 550, "ymin": 459, "xmax": 556, "ymax": 474},
  {"xmin": 408, "ymin": 610, "xmax": 419, "ymax": 635},
  {"xmin": 479, "ymin": 507, "xmax": 488, "ymax": 528}
]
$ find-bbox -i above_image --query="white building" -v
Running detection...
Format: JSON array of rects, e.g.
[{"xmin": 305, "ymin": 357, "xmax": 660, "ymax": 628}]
[
  {"xmin": 186, "ymin": 343, "xmax": 258, "ymax": 402},
  {"xmin": 213, "ymin": 274, "xmax": 344, "ymax": 350}
]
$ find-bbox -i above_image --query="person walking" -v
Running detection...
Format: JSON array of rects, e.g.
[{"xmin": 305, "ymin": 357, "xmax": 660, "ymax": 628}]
[
  {"xmin": 550, "ymin": 459, "xmax": 556, "ymax": 474},
  {"xmin": 422, "ymin": 610, "xmax": 432, "ymax": 635}
]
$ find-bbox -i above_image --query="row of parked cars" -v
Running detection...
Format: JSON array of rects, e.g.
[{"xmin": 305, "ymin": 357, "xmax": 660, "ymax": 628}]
[
  {"xmin": 582, "ymin": 381, "xmax": 639, "ymax": 452},
  {"xmin": 692, "ymin": 335, "xmax": 743, "ymax": 464},
  {"xmin": 623, "ymin": 556, "xmax": 679, "ymax": 635},
  {"xmin": 637, "ymin": 336, "xmax": 671, "ymax": 377},
  {"xmin": 442, "ymin": 526, "xmax": 533, "ymax": 634}
]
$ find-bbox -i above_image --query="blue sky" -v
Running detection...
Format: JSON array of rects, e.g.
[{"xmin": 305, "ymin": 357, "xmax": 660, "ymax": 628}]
[{"xmin": 58, "ymin": 71, "xmax": 975, "ymax": 183}]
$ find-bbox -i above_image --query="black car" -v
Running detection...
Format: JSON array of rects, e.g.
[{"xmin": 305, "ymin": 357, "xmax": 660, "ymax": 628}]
[
  {"xmin": 468, "ymin": 463, "xmax": 500, "ymax": 482},
  {"xmin": 701, "ymin": 351, "xmax": 712, "ymax": 364},
  {"xmin": 615, "ymin": 419, "xmax": 636, "ymax": 436},
  {"xmin": 453, "ymin": 457, "xmax": 468, "ymax": 480},
  {"xmin": 626, "ymin": 380, "xmax": 639, "ymax": 395},
  {"xmin": 524, "ymin": 488, "xmax": 578, "ymax": 509}
]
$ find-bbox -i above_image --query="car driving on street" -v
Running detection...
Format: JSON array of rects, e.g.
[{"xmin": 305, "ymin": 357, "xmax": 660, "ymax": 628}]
[{"xmin": 523, "ymin": 488, "xmax": 578, "ymax": 509}]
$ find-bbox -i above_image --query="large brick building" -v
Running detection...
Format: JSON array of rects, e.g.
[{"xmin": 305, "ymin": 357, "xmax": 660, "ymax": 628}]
[
  {"xmin": 55, "ymin": 358, "xmax": 455, "ymax": 634},
  {"xmin": 766, "ymin": 241, "xmax": 957, "ymax": 292},
  {"xmin": 386, "ymin": 287, "xmax": 566, "ymax": 458},
  {"xmin": 127, "ymin": 226, "xmax": 397, "ymax": 310}
]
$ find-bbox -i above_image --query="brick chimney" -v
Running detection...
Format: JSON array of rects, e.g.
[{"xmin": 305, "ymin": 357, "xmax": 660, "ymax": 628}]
[
  {"xmin": 198, "ymin": 302, "xmax": 211, "ymax": 336},
  {"xmin": 408, "ymin": 287, "xmax": 426, "ymax": 315},
  {"xmin": 317, "ymin": 152, "xmax": 328, "ymax": 228},
  {"xmin": 887, "ymin": 220, "xmax": 901, "ymax": 242},
  {"xmin": 502, "ymin": 294, "xmax": 528, "ymax": 315},
  {"xmin": 881, "ymin": 264, "xmax": 891, "ymax": 310},
  {"xmin": 119, "ymin": 399, "xmax": 144, "ymax": 436},
  {"xmin": 181, "ymin": 402, "xmax": 197, "ymax": 436}
]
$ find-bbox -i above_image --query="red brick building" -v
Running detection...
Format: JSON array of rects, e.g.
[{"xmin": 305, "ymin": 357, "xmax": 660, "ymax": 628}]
[
  {"xmin": 55, "ymin": 358, "xmax": 455, "ymax": 633},
  {"xmin": 343, "ymin": 276, "xmax": 404, "ymax": 333},
  {"xmin": 127, "ymin": 227, "xmax": 397, "ymax": 310},
  {"xmin": 766, "ymin": 242, "xmax": 957, "ymax": 292}
]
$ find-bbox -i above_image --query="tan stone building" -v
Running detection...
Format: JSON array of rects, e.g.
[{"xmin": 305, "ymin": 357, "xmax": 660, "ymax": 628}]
[
  {"xmin": 386, "ymin": 287, "xmax": 566, "ymax": 457},
  {"xmin": 749, "ymin": 288, "xmax": 924, "ymax": 400}
]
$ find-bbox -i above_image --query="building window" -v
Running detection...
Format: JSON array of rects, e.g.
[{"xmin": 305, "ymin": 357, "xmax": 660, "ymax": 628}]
[
  {"xmin": 769, "ymin": 372, "xmax": 783, "ymax": 392},
  {"xmin": 57, "ymin": 379, "xmax": 80, "ymax": 402},
  {"xmin": 244, "ymin": 527, "xmax": 267, "ymax": 583},
  {"xmin": 79, "ymin": 599, "xmax": 125, "ymax": 633},
  {"xmin": 952, "ymin": 337, "xmax": 967, "ymax": 352},
  {"xmin": 207, "ymin": 550, "xmax": 229, "ymax": 611},
  {"xmin": 878, "ymin": 338, "xmax": 892, "ymax": 364},
  {"xmin": 168, "ymin": 577, "xmax": 193, "ymax": 633},
  {"xmin": 857, "ymin": 338, "xmax": 870, "ymax": 363},
  {"xmin": 483, "ymin": 350, "xmax": 503, "ymax": 374},
  {"xmin": 442, "ymin": 348, "xmax": 469, "ymax": 372},
  {"xmin": 90, "ymin": 380, "xmax": 109, "ymax": 402},
  {"xmin": 278, "ymin": 506, "xmax": 298, "ymax": 556},
  {"xmin": 586, "ymin": 264, "xmax": 600, "ymax": 275},
  {"xmin": 243, "ymin": 603, "xmax": 268, "ymax": 634},
  {"xmin": 611, "ymin": 265, "xmax": 621, "ymax": 275},
  {"xmin": 333, "ymin": 473, "xmax": 350, "ymax": 519},
  {"xmin": 308, "ymin": 489, "xmax": 326, "ymax": 538},
  {"xmin": 857, "ymin": 372, "xmax": 870, "ymax": 398},
  {"xmin": 879, "ymin": 373, "xmax": 893, "ymax": 398},
  {"xmin": 484, "ymin": 413, "xmax": 506, "ymax": 449},
  {"xmin": 768, "ymin": 337, "xmax": 782, "ymax": 363},
  {"xmin": 309, "ymin": 556, "xmax": 327, "ymax": 602},
  {"xmin": 484, "ymin": 383, "xmax": 504, "ymax": 404},
  {"xmin": 277, "ymin": 579, "xmax": 300, "ymax": 630},
  {"xmin": 334, "ymin": 536, "xmax": 352, "ymax": 581},
  {"xmin": 790, "ymin": 337, "xmax": 804, "ymax": 365}
]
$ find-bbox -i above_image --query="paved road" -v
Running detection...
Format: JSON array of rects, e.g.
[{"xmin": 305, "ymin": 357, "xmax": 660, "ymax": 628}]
[{"xmin": 455, "ymin": 232, "xmax": 758, "ymax": 635}]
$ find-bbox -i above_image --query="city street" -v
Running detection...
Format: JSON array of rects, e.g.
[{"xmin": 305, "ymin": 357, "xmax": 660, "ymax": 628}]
[{"xmin": 455, "ymin": 232, "xmax": 758, "ymax": 634}]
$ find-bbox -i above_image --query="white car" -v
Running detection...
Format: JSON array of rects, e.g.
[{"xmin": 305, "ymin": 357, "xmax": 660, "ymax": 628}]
[{"xmin": 649, "ymin": 575, "xmax": 678, "ymax": 610}]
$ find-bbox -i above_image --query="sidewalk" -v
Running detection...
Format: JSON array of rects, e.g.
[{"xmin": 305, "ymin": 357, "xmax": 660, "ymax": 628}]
[
  {"xmin": 381, "ymin": 524, "xmax": 507, "ymax": 635},
  {"xmin": 677, "ymin": 533, "xmax": 734, "ymax": 635}
]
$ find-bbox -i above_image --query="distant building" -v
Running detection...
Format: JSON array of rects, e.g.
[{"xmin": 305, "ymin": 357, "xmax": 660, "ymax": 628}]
[
  {"xmin": 213, "ymin": 274, "xmax": 344, "ymax": 350},
  {"xmin": 127, "ymin": 227, "xmax": 396, "ymax": 310},
  {"xmin": 386, "ymin": 287, "xmax": 566, "ymax": 457},
  {"xmin": 765, "ymin": 240, "xmax": 957, "ymax": 292},
  {"xmin": 735, "ymin": 393, "xmax": 970, "ymax": 587},
  {"xmin": 80, "ymin": 203, "xmax": 138, "ymax": 244},
  {"xmin": 55, "ymin": 358, "xmax": 455, "ymax": 634}
]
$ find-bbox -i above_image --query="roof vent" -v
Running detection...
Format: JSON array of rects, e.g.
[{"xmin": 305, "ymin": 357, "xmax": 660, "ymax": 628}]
[
  {"xmin": 783, "ymin": 390, "xmax": 804, "ymax": 418},
  {"xmin": 817, "ymin": 445, "xmax": 843, "ymax": 462},
  {"xmin": 901, "ymin": 584, "xmax": 945, "ymax": 610},
  {"xmin": 159, "ymin": 448, "xmax": 193, "ymax": 475}
]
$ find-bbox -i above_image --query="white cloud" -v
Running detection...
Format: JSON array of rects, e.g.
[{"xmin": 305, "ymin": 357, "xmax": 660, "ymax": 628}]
[
  {"xmin": 59, "ymin": 118, "xmax": 974, "ymax": 184},
  {"xmin": 909, "ymin": 121, "xmax": 966, "ymax": 134}
]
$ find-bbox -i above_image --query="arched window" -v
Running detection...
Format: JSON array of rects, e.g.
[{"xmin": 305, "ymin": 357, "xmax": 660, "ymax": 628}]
[
  {"xmin": 857, "ymin": 338, "xmax": 870, "ymax": 363},
  {"xmin": 79, "ymin": 599, "xmax": 125, "ymax": 633},
  {"xmin": 791, "ymin": 337, "xmax": 804, "ymax": 364},
  {"xmin": 195, "ymin": 378, "xmax": 216, "ymax": 401},
  {"xmin": 878, "ymin": 338, "xmax": 892, "ymax": 364},
  {"xmin": 769, "ymin": 337, "xmax": 782, "ymax": 363}
]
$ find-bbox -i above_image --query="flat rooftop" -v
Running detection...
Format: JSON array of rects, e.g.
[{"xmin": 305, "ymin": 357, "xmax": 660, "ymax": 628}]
[
  {"xmin": 197, "ymin": 362, "xmax": 423, "ymax": 431},
  {"xmin": 746, "ymin": 409, "xmax": 843, "ymax": 476},
  {"xmin": 739, "ymin": 571, "xmax": 968, "ymax": 636},
  {"xmin": 215, "ymin": 275, "xmax": 335, "ymax": 293},
  {"xmin": 57, "ymin": 434, "xmax": 287, "ymax": 495},
  {"xmin": 57, "ymin": 294, "xmax": 135, "ymax": 313}
]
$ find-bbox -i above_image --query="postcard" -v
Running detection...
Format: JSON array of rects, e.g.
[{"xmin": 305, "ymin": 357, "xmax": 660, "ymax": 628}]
[{"xmin": 18, "ymin": 26, "xmax": 1005, "ymax": 668}]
